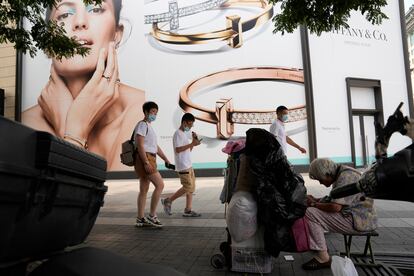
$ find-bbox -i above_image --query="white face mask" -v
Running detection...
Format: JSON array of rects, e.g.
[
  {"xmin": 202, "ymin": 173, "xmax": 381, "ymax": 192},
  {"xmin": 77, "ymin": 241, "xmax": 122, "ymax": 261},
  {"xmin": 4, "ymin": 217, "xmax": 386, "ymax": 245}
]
[{"xmin": 148, "ymin": 114, "xmax": 157, "ymax": 122}]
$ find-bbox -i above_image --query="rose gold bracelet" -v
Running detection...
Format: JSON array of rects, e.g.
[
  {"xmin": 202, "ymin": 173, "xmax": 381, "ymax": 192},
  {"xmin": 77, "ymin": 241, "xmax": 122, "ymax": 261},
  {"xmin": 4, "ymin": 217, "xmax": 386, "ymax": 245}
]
[{"xmin": 179, "ymin": 67, "xmax": 307, "ymax": 139}]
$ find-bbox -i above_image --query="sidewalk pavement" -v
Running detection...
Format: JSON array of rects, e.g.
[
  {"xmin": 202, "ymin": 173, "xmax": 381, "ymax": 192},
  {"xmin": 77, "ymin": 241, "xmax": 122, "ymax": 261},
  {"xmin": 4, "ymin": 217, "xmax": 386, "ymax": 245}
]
[{"xmin": 86, "ymin": 175, "xmax": 414, "ymax": 275}]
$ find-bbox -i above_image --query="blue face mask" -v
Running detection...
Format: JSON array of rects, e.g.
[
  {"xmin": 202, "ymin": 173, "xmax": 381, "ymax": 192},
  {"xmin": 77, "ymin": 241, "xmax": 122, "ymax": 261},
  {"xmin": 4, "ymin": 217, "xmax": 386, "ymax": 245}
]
[
  {"xmin": 148, "ymin": 114, "xmax": 157, "ymax": 122},
  {"xmin": 184, "ymin": 126, "xmax": 191, "ymax": 132},
  {"xmin": 282, "ymin": 114, "xmax": 289, "ymax": 122}
]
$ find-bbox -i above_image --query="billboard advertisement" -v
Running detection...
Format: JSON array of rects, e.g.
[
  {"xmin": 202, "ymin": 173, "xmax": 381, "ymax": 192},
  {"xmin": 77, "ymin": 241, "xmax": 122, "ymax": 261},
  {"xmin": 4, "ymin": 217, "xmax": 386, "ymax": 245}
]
[{"xmin": 20, "ymin": 0, "xmax": 309, "ymax": 171}]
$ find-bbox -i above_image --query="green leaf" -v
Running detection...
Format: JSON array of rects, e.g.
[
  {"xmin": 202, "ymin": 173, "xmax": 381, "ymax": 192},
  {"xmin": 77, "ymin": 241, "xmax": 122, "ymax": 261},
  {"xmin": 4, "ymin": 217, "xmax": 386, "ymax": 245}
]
[
  {"xmin": 0, "ymin": 0, "xmax": 102, "ymax": 58},
  {"xmin": 269, "ymin": 0, "xmax": 388, "ymax": 35}
]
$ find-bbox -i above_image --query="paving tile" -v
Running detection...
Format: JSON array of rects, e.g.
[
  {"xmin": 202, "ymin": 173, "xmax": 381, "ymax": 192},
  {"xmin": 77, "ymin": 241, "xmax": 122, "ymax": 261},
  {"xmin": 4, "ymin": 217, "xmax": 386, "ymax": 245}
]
[
  {"xmin": 377, "ymin": 210, "xmax": 414, "ymax": 218},
  {"xmin": 378, "ymin": 218, "xmax": 413, "ymax": 228},
  {"xmin": 84, "ymin": 176, "xmax": 414, "ymax": 275},
  {"xmin": 400, "ymin": 218, "xmax": 414, "ymax": 227}
]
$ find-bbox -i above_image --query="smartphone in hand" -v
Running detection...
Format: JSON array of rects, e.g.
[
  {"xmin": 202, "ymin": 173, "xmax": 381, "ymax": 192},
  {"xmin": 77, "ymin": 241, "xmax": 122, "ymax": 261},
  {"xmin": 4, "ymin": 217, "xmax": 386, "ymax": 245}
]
[
  {"xmin": 165, "ymin": 162, "xmax": 175, "ymax": 170},
  {"xmin": 191, "ymin": 131, "xmax": 203, "ymax": 142}
]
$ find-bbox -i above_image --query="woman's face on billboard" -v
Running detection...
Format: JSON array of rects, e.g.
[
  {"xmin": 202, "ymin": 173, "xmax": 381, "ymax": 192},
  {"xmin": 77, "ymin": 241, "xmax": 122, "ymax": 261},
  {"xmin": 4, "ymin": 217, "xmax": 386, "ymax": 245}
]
[{"xmin": 50, "ymin": 0, "xmax": 122, "ymax": 77}]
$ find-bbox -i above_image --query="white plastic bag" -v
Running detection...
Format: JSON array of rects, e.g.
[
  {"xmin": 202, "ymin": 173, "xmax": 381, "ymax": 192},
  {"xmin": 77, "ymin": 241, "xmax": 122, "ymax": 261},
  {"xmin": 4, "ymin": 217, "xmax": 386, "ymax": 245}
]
[
  {"xmin": 226, "ymin": 191, "xmax": 257, "ymax": 242},
  {"xmin": 331, "ymin": 256, "xmax": 358, "ymax": 276}
]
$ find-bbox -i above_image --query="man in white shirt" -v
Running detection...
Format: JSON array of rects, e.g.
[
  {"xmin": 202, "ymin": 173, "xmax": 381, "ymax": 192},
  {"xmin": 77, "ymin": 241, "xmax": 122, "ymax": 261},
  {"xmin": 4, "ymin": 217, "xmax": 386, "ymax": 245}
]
[
  {"xmin": 161, "ymin": 113, "xmax": 201, "ymax": 217},
  {"xmin": 134, "ymin": 101, "xmax": 172, "ymax": 228},
  {"xmin": 269, "ymin": 105, "xmax": 307, "ymax": 155}
]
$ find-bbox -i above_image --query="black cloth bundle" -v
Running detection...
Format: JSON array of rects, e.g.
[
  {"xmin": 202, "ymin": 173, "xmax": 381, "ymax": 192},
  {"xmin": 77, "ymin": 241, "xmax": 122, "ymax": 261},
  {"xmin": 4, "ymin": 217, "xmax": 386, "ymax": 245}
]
[{"xmin": 245, "ymin": 128, "xmax": 307, "ymax": 257}]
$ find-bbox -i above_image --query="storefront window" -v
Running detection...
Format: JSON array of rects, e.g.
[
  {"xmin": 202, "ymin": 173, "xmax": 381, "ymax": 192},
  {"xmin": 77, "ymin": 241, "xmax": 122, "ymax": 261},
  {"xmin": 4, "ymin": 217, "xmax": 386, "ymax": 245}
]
[{"xmin": 410, "ymin": 33, "xmax": 414, "ymax": 46}]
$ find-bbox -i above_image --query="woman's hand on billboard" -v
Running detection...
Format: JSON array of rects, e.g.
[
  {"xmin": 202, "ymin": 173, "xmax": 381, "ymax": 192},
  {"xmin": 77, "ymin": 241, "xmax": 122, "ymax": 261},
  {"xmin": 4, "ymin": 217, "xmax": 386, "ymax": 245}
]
[
  {"xmin": 65, "ymin": 42, "xmax": 120, "ymax": 142},
  {"xmin": 38, "ymin": 65, "xmax": 73, "ymax": 137}
]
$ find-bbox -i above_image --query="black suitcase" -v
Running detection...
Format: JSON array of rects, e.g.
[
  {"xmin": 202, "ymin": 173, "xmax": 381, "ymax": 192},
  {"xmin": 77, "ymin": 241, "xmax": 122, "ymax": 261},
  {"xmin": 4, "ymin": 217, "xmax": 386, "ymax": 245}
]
[
  {"xmin": 0, "ymin": 117, "xmax": 107, "ymax": 264},
  {"xmin": 30, "ymin": 247, "xmax": 186, "ymax": 276}
]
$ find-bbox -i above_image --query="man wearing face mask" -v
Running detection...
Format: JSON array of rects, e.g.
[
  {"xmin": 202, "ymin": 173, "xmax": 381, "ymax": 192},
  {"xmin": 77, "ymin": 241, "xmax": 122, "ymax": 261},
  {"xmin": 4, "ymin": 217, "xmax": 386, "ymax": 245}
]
[
  {"xmin": 269, "ymin": 105, "xmax": 307, "ymax": 155},
  {"xmin": 161, "ymin": 113, "xmax": 202, "ymax": 217},
  {"xmin": 134, "ymin": 101, "xmax": 171, "ymax": 228}
]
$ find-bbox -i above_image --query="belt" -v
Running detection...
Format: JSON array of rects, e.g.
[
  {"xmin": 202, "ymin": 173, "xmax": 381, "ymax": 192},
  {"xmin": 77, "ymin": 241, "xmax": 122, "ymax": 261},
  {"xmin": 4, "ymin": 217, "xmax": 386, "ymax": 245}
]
[
  {"xmin": 178, "ymin": 171, "xmax": 190, "ymax": 175},
  {"xmin": 146, "ymin": 152, "xmax": 156, "ymax": 157}
]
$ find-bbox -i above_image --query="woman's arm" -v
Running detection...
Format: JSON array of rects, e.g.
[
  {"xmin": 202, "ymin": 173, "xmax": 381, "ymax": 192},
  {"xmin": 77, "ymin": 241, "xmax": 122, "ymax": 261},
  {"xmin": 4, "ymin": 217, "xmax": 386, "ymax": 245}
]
[
  {"xmin": 311, "ymin": 202, "xmax": 343, "ymax": 213},
  {"xmin": 22, "ymin": 106, "xmax": 57, "ymax": 134},
  {"xmin": 37, "ymin": 66, "xmax": 73, "ymax": 137}
]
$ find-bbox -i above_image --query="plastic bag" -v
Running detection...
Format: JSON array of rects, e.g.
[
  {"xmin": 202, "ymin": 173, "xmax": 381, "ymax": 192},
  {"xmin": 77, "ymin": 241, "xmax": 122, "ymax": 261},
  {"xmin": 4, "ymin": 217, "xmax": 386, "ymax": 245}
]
[
  {"xmin": 226, "ymin": 191, "xmax": 257, "ymax": 242},
  {"xmin": 291, "ymin": 217, "xmax": 310, "ymax": 252},
  {"xmin": 331, "ymin": 256, "xmax": 358, "ymax": 276}
]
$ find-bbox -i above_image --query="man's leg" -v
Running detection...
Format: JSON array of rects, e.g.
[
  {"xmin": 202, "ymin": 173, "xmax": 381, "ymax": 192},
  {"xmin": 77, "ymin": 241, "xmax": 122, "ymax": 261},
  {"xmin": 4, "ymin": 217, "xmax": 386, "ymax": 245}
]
[
  {"xmin": 161, "ymin": 182, "xmax": 186, "ymax": 215},
  {"xmin": 137, "ymin": 177, "xmax": 150, "ymax": 219},
  {"xmin": 147, "ymin": 171, "xmax": 164, "ymax": 217},
  {"xmin": 185, "ymin": 168, "xmax": 196, "ymax": 212},
  {"xmin": 135, "ymin": 177, "xmax": 154, "ymax": 227},
  {"xmin": 169, "ymin": 187, "xmax": 186, "ymax": 202},
  {"xmin": 185, "ymin": 192, "xmax": 192, "ymax": 211},
  {"xmin": 183, "ymin": 169, "xmax": 200, "ymax": 217},
  {"xmin": 161, "ymin": 171, "xmax": 189, "ymax": 215}
]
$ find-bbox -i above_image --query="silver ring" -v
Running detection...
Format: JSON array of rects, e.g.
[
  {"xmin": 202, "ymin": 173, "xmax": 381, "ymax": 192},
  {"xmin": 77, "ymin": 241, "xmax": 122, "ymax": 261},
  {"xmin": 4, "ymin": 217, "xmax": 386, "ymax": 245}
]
[{"xmin": 102, "ymin": 75, "xmax": 111, "ymax": 81}]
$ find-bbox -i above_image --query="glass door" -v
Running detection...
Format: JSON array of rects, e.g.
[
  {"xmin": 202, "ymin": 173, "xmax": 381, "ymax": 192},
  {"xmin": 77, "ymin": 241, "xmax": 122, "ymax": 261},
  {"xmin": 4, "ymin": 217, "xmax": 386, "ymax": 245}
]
[{"xmin": 352, "ymin": 114, "xmax": 376, "ymax": 167}]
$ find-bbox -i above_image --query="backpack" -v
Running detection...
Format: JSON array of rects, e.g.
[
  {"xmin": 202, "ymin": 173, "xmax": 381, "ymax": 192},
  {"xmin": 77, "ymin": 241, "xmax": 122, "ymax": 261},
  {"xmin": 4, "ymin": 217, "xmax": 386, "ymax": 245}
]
[{"xmin": 120, "ymin": 121, "xmax": 148, "ymax": 166}]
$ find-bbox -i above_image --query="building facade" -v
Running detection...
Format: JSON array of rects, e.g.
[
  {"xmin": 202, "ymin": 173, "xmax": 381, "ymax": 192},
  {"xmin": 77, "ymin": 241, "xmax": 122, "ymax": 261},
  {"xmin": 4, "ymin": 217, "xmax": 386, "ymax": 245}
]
[{"xmin": 0, "ymin": 43, "xmax": 16, "ymax": 120}]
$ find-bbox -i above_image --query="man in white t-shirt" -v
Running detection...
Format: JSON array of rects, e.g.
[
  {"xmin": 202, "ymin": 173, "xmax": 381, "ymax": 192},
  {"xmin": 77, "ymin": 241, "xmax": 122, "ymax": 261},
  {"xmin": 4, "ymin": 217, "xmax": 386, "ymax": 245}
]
[
  {"xmin": 161, "ymin": 113, "xmax": 201, "ymax": 217},
  {"xmin": 269, "ymin": 105, "xmax": 307, "ymax": 155},
  {"xmin": 134, "ymin": 101, "xmax": 172, "ymax": 228}
]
